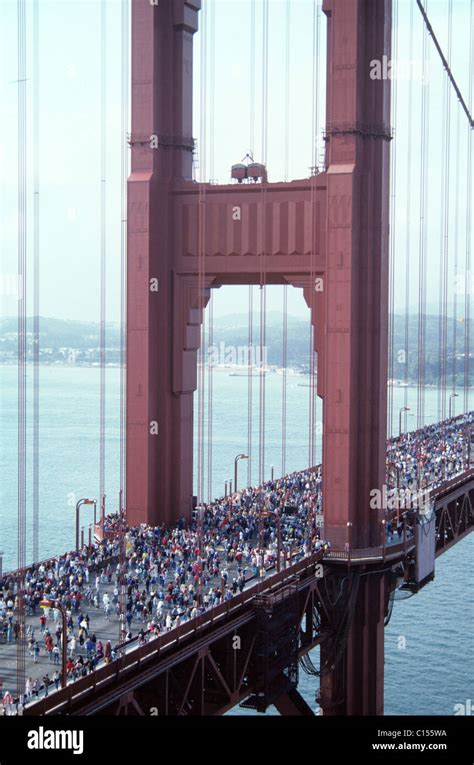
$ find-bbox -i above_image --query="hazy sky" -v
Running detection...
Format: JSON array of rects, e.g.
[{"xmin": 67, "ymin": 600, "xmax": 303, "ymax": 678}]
[{"xmin": 0, "ymin": 0, "xmax": 472, "ymax": 324}]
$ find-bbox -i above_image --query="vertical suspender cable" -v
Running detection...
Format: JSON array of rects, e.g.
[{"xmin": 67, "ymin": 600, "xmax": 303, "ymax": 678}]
[
  {"xmin": 452, "ymin": 104, "xmax": 460, "ymax": 403},
  {"xmin": 282, "ymin": 284, "xmax": 288, "ymax": 476},
  {"xmin": 197, "ymin": 1, "xmax": 208, "ymax": 505},
  {"xmin": 32, "ymin": 0, "xmax": 40, "ymax": 564},
  {"xmin": 438, "ymin": 0, "xmax": 452, "ymax": 434},
  {"xmin": 99, "ymin": 0, "xmax": 107, "ymax": 510},
  {"xmin": 417, "ymin": 5, "xmax": 430, "ymax": 429},
  {"xmin": 247, "ymin": 0, "xmax": 256, "ymax": 487},
  {"xmin": 464, "ymin": 0, "xmax": 473, "ymax": 447},
  {"xmin": 313, "ymin": 0, "xmax": 322, "ymax": 466},
  {"xmin": 284, "ymin": 0, "xmax": 290, "ymax": 183},
  {"xmin": 388, "ymin": 0, "xmax": 398, "ymax": 438},
  {"xmin": 207, "ymin": 291, "xmax": 213, "ymax": 501},
  {"xmin": 308, "ymin": 0, "xmax": 320, "ymax": 469},
  {"xmin": 120, "ymin": 0, "xmax": 129, "ymax": 515},
  {"xmin": 258, "ymin": 0, "xmax": 269, "ymax": 486},
  {"xmin": 16, "ymin": 0, "xmax": 27, "ymax": 700},
  {"xmin": 207, "ymin": 0, "xmax": 215, "ymax": 502},
  {"xmin": 248, "ymin": 285, "xmax": 253, "ymax": 486},
  {"xmin": 119, "ymin": 0, "xmax": 129, "ymax": 650},
  {"xmin": 281, "ymin": 0, "xmax": 290, "ymax": 477},
  {"xmin": 250, "ymin": 0, "xmax": 256, "ymax": 156},
  {"xmin": 403, "ymin": 0, "xmax": 414, "ymax": 425}
]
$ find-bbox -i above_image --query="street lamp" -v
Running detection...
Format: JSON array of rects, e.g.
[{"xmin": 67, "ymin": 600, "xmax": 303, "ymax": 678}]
[
  {"xmin": 75, "ymin": 499, "xmax": 97, "ymax": 551},
  {"xmin": 399, "ymin": 406, "xmax": 410, "ymax": 437},
  {"xmin": 449, "ymin": 393, "xmax": 458, "ymax": 419},
  {"xmin": 234, "ymin": 454, "xmax": 249, "ymax": 494},
  {"xmin": 346, "ymin": 521, "xmax": 353, "ymax": 559},
  {"xmin": 40, "ymin": 599, "xmax": 67, "ymax": 689}
]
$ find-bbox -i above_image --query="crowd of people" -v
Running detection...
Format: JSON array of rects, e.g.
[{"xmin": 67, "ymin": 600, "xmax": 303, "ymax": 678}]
[
  {"xmin": 386, "ymin": 413, "xmax": 472, "ymax": 490},
  {"xmin": 0, "ymin": 413, "xmax": 471, "ymax": 712},
  {"xmin": 0, "ymin": 466, "xmax": 325, "ymax": 712}
]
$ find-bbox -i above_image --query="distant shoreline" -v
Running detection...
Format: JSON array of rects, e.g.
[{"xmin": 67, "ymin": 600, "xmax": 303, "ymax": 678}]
[{"xmin": 1, "ymin": 361, "xmax": 472, "ymax": 389}]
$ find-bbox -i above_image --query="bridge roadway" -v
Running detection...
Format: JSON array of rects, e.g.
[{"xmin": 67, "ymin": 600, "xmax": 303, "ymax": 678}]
[
  {"xmin": 23, "ymin": 548, "xmax": 327, "ymax": 715},
  {"xmin": 14, "ymin": 467, "xmax": 472, "ymax": 716},
  {"xmin": 0, "ymin": 533, "xmax": 318, "ymax": 708}
]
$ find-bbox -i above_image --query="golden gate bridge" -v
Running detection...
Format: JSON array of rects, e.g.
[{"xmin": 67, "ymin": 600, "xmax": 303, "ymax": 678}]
[{"xmin": 2, "ymin": 0, "xmax": 473, "ymax": 717}]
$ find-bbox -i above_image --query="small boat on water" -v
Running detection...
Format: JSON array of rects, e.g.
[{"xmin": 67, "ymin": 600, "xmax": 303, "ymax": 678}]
[{"xmin": 229, "ymin": 371, "xmax": 266, "ymax": 377}]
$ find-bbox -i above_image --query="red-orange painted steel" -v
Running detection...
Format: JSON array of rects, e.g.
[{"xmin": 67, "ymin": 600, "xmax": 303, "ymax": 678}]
[
  {"xmin": 320, "ymin": 0, "xmax": 391, "ymax": 715},
  {"xmin": 126, "ymin": 0, "xmax": 391, "ymax": 714}
]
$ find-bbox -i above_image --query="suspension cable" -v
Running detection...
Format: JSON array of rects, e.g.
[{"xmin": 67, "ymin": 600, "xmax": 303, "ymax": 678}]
[
  {"xmin": 17, "ymin": 0, "xmax": 27, "ymax": 701},
  {"xmin": 416, "ymin": 0, "xmax": 473, "ymax": 128},
  {"xmin": 258, "ymin": 0, "xmax": 269, "ymax": 486},
  {"xmin": 120, "ymin": 0, "xmax": 128, "ymax": 518},
  {"xmin": 207, "ymin": 0, "xmax": 215, "ymax": 501},
  {"xmin": 438, "ymin": 0, "xmax": 453, "ymax": 474},
  {"xmin": 403, "ymin": 0, "xmax": 414, "ymax": 426},
  {"xmin": 197, "ymin": 0, "xmax": 208, "ymax": 505},
  {"xmin": 417, "ymin": 6, "xmax": 431, "ymax": 429},
  {"xmin": 207, "ymin": 290, "xmax": 213, "ymax": 501},
  {"xmin": 308, "ymin": 0, "xmax": 320, "ymax": 468},
  {"xmin": 247, "ymin": 0, "xmax": 256, "ymax": 488},
  {"xmin": 464, "ymin": 0, "xmax": 473, "ymax": 441},
  {"xmin": 388, "ymin": 0, "xmax": 399, "ymax": 438},
  {"xmin": 32, "ymin": 0, "xmax": 40, "ymax": 565},
  {"xmin": 118, "ymin": 0, "xmax": 129, "ymax": 651},
  {"xmin": 452, "ymin": 103, "xmax": 461, "ymax": 401},
  {"xmin": 99, "ymin": 0, "xmax": 107, "ymax": 510},
  {"xmin": 248, "ymin": 285, "xmax": 253, "ymax": 486},
  {"xmin": 282, "ymin": 284, "xmax": 288, "ymax": 476},
  {"xmin": 282, "ymin": 0, "xmax": 290, "ymax": 477}
]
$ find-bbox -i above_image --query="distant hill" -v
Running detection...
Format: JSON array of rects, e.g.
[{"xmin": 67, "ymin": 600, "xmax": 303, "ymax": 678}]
[
  {"xmin": 0, "ymin": 316, "xmax": 120, "ymax": 348},
  {"xmin": 0, "ymin": 313, "xmax": 472, "ymax": 384}
]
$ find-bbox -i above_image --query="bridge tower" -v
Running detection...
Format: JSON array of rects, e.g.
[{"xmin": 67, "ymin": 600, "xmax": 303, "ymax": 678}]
[{"xmin": 127, "ymin": 0, "xmax": 391, "ymax": 714}]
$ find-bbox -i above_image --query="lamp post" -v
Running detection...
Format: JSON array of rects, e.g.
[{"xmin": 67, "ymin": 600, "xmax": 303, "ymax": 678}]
[
  {"xmin": 75, "ymin": 499, "xmax": 96, "ymax": 552},
  {"xmin": 449, "ymin": 393, "xmax": 458, "ymax": 419},
  {"xmin": 234, "ymin": 453, "xmax": 249, "ymax": 494},
  {"xmin": 346, "ymin": 521, "xmax": 352, "ymax": 562},
  {"xmin": 100, "ymin": 494, "xmax": 106, "ymax": 533},
  {"xmin": 40, "ymin": 599, "xmax": 67, "ymax": 689},
  {"xmin": 399, "ymin": 406, "xmax": 410, "ymax": 437}
]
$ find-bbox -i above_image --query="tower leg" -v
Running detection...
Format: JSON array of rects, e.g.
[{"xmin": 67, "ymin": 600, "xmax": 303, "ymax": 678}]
[
  {"xmin": 320, "ymin": 569, "xmax": 387, "ymax": 715},
  {"xmin": 126, "ymin": 0, "xmax": 201, "ymax": 526}
]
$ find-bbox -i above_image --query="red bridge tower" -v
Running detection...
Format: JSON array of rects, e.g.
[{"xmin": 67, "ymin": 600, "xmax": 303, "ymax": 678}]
[{"xmin": 127, "ymin": 0, "xmax": 391, "ymax": 715}]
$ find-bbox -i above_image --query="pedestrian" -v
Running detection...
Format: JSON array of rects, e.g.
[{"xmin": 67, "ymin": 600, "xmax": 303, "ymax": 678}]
[{"xmin": 43, "ymin": 674, "xmax": 51, "ymax": 697}]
